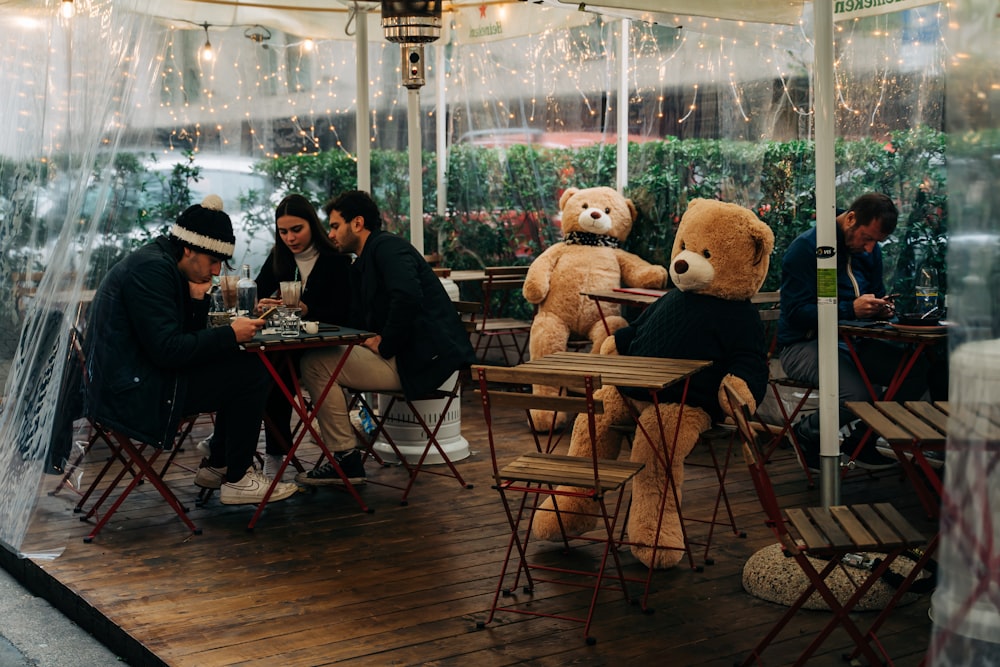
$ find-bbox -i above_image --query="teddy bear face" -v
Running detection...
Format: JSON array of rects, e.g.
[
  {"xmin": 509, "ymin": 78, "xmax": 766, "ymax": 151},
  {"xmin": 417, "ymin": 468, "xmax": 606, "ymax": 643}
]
[
  {"xmin": 669, "ymin": 198, "xmax": 775, "ymax": 301},
  {"xmin": 559, "ymin": 186, "xmax": 638, "ymax": 243}
]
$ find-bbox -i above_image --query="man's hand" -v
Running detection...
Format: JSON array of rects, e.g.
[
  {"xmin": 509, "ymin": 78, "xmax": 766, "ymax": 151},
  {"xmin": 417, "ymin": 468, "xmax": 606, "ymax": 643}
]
[
  {"xmin": 362, "ymin": 334, "xmax": 382, "ymax": 354},
  {"xmin": 230, "ymin": 316, "xmax": 265, "ymax": 343},
  {"xmin": 854, "ymin": 294, "xmax": 894, "ymax": 319},
  {"xmin": 189, "ymin": 280, "xmax": 214, "ymax": 300}
]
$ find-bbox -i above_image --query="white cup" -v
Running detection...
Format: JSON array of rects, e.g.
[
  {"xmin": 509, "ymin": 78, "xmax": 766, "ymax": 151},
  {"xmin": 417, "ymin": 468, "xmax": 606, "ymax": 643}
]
[{"xmin": 303, "ymin": 321, "xmax": 319, "ymax": 335}]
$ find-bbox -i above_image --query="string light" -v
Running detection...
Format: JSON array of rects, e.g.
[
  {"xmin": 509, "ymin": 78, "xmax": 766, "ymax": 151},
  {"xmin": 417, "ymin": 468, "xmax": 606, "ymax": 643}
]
[
  {"xmin": 59, "ymin": 0, "xmax": 75, "ymax": 19},
  {"xmin": 200, "ymin": 22, "xmax": 213, "ymax": 62}
]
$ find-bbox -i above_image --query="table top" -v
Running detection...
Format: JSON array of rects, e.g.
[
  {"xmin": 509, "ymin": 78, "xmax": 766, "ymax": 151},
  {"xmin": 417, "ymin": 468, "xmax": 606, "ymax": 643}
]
[
  {"xmin": 515, "ymin": 351, "xmax": 711, "ymax": 390},
  {"xmin": 581, "ymin": 288, "xmax": 780, "ymax": 308},
  {"xmin": 243, "ymin": 324, "xmax": 374, "ymax": 352},
  {"xmin": 447, "ymin": 269, "xmax": 488, "ymax": 283},
  {"xmin": 846, "ymin": 400, "xmax": 949, "ymax": 446},
  {"xmin": 839, "ymin": 321, "xmax": 950, "ymax": 342}
]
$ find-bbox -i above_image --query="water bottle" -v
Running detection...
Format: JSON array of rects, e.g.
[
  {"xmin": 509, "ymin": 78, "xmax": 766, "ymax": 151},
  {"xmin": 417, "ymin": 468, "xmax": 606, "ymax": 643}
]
[
  {"xmin": 915, "ymin": 266, "xmax": 939, "ymax": 316},
  {"xmin": 236, "ymin": 264, "xmax": 257, "ymax": 317}
]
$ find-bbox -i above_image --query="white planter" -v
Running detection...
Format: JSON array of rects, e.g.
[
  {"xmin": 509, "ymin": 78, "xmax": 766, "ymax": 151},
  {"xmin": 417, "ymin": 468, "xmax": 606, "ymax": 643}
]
[{"xmin": 372, "ymin": 372, "xmax": 469, "ymax": 465}]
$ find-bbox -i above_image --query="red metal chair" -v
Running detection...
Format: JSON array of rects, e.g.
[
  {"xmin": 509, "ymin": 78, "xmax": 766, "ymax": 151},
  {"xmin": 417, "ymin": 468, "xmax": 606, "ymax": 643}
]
[
  {"xmin": 472, "ymin": 364, "xmax": 644, "ymax": 644},
  {"xmin": 725, "ymin": 384, "xmax": 927, "ymax": 666},
  {"xmin": 472, "ymin": 266, "xmax": 533, "ymax": 366}
]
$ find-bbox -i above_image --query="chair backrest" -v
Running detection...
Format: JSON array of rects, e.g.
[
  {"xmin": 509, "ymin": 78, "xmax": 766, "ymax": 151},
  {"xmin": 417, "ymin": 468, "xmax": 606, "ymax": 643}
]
[
  {"xmin": 454, "ymin": 300, "xmax": 482, "ymax": 335},
  {"xmin": 723, "ymin": 383, "xmax": 799, "ymax": 553},
  {"xmin": 481, "ymin": 265, "xmax": 533, "ymax": 321},
  {"xmin": 473, "ymin": 364, "xmax": 604, "ymax": 473}
]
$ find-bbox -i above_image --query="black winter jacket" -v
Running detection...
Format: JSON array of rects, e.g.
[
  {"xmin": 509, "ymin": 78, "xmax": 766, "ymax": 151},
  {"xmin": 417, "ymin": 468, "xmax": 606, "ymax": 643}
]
[
  {"xmin": 348, "ymin": 231, "xmax": 476, "ymax": 399},
  {"xmin": 84, "ymin": 237, "xmax": 239, "ymax": 447},
  {"xmin": 255, "ymin": 247, "xmax": 352, "ymax": 325}
]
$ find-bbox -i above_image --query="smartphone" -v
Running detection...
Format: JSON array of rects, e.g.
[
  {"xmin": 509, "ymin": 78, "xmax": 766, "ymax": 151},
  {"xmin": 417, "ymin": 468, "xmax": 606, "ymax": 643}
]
[
  {"xmin": 258, "ymin": 305, "xmax": 279, "ymax": 321},
  {"xmin": 884, "ymin": 293, "xmax": 901, "ymax": 301}
]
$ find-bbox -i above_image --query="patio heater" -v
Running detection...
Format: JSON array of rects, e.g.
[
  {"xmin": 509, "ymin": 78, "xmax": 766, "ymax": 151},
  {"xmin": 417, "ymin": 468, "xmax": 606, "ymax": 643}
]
[
  {"xmin": 381, "ymin": 1, "xmax": 441, "ymax": 256},
  {"xmin": 374, "ymin": 2, "xmax": 470, "ymax": 466}
]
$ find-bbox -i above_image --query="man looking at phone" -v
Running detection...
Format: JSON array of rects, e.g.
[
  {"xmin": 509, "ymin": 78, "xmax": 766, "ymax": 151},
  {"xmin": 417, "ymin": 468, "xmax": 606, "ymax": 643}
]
[
  {"xmin": 775, "ymin": 192, "xmax": 944, "ymax": 471},
  {"xmin": 84, "ymin": 195, "xmax": 299, "ymax": 505}
]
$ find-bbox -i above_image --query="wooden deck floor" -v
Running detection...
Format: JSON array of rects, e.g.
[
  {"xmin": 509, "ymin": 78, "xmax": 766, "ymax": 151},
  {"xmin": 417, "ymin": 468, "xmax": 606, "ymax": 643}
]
[{"xmin": 4, "ymin": 393, "xmax": 936, "ymax": 666}]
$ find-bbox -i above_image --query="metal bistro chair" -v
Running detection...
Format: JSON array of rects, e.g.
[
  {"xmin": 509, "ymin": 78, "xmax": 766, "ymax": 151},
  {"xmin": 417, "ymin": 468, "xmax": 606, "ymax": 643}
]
[
  {"xmin": 342, "ymin": 301, "xmax": 480, "ymax": 505},
  {"xmin": 472, "ymin": 266, "xmax": 534, "ymax": 366},
  {"xmin": 726, "ymin": 383, "xmax": 926, "ymax": 667},
  {"xmin": 473, "ymin": 364, "xmax": 644, "ymax": 644}
]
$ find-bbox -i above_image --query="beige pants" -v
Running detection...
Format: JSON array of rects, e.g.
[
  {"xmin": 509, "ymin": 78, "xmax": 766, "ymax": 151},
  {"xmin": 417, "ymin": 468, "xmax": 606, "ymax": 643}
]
[{"xmin": 299, "ymin": 345, "xmax": 401, "ymax": 452}]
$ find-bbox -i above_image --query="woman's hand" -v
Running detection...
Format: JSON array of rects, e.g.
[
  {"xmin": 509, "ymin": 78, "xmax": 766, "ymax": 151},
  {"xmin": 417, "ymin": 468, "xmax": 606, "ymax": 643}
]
[{"xmin": 256, "ymin": 297, "xmax": 283, "ymax": 313}]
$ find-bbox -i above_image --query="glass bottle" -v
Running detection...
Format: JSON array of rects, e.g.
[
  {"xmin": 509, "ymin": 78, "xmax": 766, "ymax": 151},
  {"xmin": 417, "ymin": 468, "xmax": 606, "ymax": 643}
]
[
  {"xmin": 236, "ymin": 264, "xmax": 257, "ymax": 317},
  {"xmin": 914, "ymin": 266, "xmax": 939, "ymax": 316}
]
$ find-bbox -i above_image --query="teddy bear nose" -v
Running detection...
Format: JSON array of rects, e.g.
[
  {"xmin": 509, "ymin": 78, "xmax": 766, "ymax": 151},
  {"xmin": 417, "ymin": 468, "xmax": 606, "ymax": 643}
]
[
  {"xmin": 589, "ymin": 210, "xmax": 602, "ymax": 219},
  {"xmin": 673, "ymin": 259, "xmax": 689, "ymax": 274}
]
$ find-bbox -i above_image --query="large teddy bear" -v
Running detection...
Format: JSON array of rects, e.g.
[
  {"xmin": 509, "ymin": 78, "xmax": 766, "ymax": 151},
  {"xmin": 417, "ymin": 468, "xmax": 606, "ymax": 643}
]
[
  {"xmin": 522, "ymin": 186, "xmax": 667, "ymax": 432},
  {"xmin": 531, "ymin": 198, "xmax": 774, "ymax": 569}
]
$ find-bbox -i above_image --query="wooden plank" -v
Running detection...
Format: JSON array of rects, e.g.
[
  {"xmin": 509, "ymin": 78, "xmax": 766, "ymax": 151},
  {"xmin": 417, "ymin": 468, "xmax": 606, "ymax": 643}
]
[
  {"xmin": 851, "ymin": 504, "xmax": 907, "ymax": 549},
  {"xmin": 872, "ymin": 502, "xmax": 925, "ymax": 546},
  {"xmin": 904, "ymin": 401, "xmax": 949, "ymax": 435},
  {"xmin": 876, "ymin": 402, "xmax": 945, "ymax": 445},
  {"xmin": 784, "ymin": 507, "xmax": 829, "ymax": 549},
  {"xmin": 828, "ymin": 505, "xmax": 876, "ymax": 549},
  {"xmin": 804, "ymin": 506, "xmax": 853, "ymax": 550},
  {"xmin": 845, "ymin": 401, "xmax": 912, "ymax": 444}
]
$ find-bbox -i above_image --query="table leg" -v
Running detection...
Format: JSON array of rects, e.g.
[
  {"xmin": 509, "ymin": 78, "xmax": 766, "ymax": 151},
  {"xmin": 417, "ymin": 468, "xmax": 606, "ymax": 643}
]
[{"xmin": 247, "ymin": 344, "xmax": 371, "ymax": 529}]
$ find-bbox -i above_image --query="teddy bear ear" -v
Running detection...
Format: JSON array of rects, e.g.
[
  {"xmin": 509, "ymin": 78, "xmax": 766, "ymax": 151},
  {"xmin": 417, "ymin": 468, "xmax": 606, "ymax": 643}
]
[
  {"xmin": 559, "ymin": 188, "xmax": 579, "ymax": 210},
  {"xmin": 749, "ymin": 223, "xmax": 776, "ymax": 266},
  {"xmin": 625, "ymin": 198, "xmax": 638, "ymax": 223}
]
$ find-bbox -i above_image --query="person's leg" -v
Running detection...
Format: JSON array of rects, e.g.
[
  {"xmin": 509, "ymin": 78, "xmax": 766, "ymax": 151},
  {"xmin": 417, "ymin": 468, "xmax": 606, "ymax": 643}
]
[
  {"xmin": 298, "ymin": 345, "xmax": 400, "ymax": 484},
  {"xmin": 184, "ymin": 352, "xmax": 269, "ymax": 482},
  {"xmin": 299, "ymin": 345, "xmax": 401, "ymax": 453},
  {"xmin": 854, "ymin": 339, "xmax": 931, "ymax": 402}
]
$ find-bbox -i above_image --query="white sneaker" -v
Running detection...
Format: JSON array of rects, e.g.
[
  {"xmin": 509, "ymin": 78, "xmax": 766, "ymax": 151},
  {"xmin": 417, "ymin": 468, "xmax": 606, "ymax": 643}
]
[
  {"xmin": 196, "ymin": 434, "xmax": 213, "ymax": 458},
  {"xmin": 220, "ymin": 467, "xmax": 298, "ymax": 505},
  {"xmin": 194, "ymin": 464, "xmax": 226, "ymax": 489},
  {"xmin": 263, "ymin": 454, "xmax": 284, "ymax": 480}
]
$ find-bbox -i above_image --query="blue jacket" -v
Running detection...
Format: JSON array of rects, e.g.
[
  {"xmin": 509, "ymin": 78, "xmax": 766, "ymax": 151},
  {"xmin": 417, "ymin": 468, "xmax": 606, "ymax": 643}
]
[
  {"xmin": 348, "ymin": 231, "xmax": 476, "ymax": 399},
  {"xmin": 84, "ymin": 237, "xmax": 239, "ymax": 446},
  {"xmin": 777, "ymin": 225, "xmax": 886, "ymax": 348}
]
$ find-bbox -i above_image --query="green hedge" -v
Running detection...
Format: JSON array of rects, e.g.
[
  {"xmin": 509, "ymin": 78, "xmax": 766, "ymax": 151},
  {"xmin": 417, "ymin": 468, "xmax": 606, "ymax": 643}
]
[{"xmin": 248, "ymin": 127, "xmax": 948, "ymax": 308}]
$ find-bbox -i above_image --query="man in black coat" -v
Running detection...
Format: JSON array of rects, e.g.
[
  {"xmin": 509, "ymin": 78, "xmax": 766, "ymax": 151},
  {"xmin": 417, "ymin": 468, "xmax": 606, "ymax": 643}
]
[
  {"xmin": 297, "ymin": 190, "xmax": 476, "ymax": 485},
  {"xmin": 84, "ymin": 195, "xmax": 299, "ymax": 505}
]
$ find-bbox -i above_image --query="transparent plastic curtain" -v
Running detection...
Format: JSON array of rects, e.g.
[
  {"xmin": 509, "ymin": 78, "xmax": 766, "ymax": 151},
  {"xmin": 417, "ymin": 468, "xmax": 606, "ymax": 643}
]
[
  {"xmin": 931, "ymin": 0, "xmax": 1000, "ymax": 662},
  {"xmin": 0, "ymin": 1, "xmax": 160, "ymax": 554}
]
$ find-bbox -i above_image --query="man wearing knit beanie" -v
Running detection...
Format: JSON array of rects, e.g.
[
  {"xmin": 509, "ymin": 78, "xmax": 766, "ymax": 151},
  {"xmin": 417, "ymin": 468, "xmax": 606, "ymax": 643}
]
[{"xmin": 84, "ymin": 195, "xmax": 299, "ymax": 506}]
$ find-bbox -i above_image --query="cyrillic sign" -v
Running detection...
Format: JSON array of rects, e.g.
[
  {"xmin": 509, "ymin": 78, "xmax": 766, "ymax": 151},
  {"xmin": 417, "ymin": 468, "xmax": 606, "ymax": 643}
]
[{"xmin": 834, "ymin": 0, "xmax": 940, "ymax": 21}]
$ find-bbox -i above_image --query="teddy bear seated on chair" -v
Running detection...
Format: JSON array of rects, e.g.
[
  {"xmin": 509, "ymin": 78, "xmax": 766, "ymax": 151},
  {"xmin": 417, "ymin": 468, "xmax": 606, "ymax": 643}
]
[
  {"xmin": 530, "ymin": 198, "xmax": 775, "ymax": 569},
  {"xmin": 522, "ymin": 186, "xmax": 667, "ymax": 432}
]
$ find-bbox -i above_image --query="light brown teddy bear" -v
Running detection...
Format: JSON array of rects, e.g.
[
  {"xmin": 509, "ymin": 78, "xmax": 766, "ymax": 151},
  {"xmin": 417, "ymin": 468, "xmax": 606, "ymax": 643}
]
[
  {"xmin": 530, "ymin": 198, "xmax": 774, "ymax": 569},
  {"xmin": 522, "ymin": 186, "xmax": 667, "ymax": 431}
]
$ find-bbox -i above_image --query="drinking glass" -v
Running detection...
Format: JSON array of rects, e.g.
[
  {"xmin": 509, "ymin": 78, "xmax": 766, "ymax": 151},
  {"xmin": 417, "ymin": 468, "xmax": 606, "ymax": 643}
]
[
  {"xmin": 281, "ymin": 307, "xmax": 302, "ymax": 337},
  {"xmin": 219, "ymin": 275, "xmax": 239, "ymax": 311},
  {"xmin": 280, "ymin": 280, "xmax": 302, "ymax": 308}
]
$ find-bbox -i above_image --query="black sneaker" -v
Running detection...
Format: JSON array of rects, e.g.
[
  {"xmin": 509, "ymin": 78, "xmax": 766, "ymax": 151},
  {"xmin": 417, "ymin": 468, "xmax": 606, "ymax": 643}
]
[{"xmin": 295, "ymin": 450, "xmax": 366, "ymax": 486}]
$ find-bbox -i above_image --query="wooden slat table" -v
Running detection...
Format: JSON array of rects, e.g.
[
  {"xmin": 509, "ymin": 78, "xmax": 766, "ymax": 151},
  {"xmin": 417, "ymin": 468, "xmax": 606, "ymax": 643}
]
[
  {"xmin": 846, "ymin": 400, "xmax": 948, "ymax": 519},
  {"xmin": 512, "ymin": 351, "xmax": 712, "ymax": 606}
]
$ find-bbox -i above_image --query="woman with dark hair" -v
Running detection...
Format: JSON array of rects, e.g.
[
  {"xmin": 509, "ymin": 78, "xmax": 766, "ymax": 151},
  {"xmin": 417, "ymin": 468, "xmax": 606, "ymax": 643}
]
[{"xmin": 254, "ymin": 194, "xmax": 352, "ymax": 478}]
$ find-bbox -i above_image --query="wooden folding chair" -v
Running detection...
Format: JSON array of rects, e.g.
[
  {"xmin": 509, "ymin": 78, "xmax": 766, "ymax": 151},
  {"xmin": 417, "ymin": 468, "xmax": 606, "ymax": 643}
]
[
  {"xmin": 472, "ymin": 266, "xmax": 533, "ymax": 366},
  {"xmin": 725, "ymin": 384, "xmax": 926, "ymax": 666},
  {"xmin": 472, "ymin": 364, "xmax": 644, "ymax": 644}
]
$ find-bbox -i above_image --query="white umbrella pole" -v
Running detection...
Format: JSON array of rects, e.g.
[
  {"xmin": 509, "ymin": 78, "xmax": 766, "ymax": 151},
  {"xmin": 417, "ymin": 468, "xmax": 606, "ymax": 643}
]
[
  {"xmin": 616, "ymin": 18, "xmax": 629, "ymax": 193},
  {"xmin": 436, "ymin": 42, "xmax": 447, "ymax": 218},
  {"xmin": 408, "ymin": 87, "xmax": 424, "ymax": 255},
  {"xmin": 814, "ymin": 0, "xmax": 840, "ymax": 507},
  {"xmin": 355, "ymin": 10, "xmax": 371, "ymax": 193}
]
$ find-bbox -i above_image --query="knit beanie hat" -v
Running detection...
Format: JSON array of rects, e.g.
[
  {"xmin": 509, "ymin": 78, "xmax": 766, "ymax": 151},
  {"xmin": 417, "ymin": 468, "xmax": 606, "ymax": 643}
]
[{"xmin": 169, "ymin": 194, "xmax": 236, "ymax": 259}]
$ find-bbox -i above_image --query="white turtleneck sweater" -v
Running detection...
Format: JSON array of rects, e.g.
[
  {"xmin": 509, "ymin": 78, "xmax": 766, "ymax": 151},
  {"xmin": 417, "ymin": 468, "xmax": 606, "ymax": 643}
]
[{"xmin": 294, "ymin": 243, "xmax": 320, "ymax": 287}]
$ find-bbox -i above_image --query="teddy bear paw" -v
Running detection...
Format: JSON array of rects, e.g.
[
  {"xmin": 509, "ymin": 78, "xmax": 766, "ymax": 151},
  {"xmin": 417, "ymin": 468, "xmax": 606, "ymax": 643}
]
[{"xmin": 527, "ymin": 408, "xmax": 567, "ymax": 434}]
